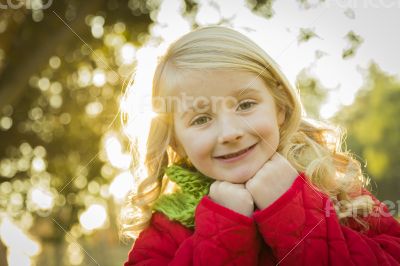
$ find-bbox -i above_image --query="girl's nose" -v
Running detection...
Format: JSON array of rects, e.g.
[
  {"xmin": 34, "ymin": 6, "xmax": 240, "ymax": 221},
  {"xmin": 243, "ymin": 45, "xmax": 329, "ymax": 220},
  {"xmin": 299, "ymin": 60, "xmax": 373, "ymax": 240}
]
[{"xmin": 217, "ymin": 118, "xmax": 244, "ymax": 144}]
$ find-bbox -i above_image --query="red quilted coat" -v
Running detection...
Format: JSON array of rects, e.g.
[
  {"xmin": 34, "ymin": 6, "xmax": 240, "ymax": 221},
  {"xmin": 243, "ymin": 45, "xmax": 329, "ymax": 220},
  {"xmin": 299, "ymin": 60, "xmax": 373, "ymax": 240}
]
[{"xmin": 124, "ymin": 173, "xmax": 400, "ymax": 265}]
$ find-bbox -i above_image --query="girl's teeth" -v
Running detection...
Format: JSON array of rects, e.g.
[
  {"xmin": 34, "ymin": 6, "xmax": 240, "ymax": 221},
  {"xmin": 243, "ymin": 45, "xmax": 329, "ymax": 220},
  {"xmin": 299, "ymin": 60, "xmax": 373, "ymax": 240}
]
[{"xmin": 222, "ymin": 147, "xmax": 249, "ymax": 159}]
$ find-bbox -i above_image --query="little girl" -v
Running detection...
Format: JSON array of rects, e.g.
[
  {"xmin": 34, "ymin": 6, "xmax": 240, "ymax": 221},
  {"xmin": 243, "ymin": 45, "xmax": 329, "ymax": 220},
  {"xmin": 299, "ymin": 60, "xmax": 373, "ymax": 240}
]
[{"xmin": 122, "ymin": 26, "xmax": 400, "ymax": 265}]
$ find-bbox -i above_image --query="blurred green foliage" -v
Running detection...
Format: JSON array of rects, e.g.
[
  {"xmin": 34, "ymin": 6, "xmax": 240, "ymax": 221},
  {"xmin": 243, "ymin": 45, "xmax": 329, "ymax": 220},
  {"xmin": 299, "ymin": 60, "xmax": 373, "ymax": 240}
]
[
  {"xmin": 297, "ymin": 68, "xmax": 328, "ymax": 119},
  {"xmin": 342, "ymin": 31, "xmax": 364, "ymax": 59},
  {"xmin": 334, "ymin": 64, "xmax": 400, "ymax": 202}
]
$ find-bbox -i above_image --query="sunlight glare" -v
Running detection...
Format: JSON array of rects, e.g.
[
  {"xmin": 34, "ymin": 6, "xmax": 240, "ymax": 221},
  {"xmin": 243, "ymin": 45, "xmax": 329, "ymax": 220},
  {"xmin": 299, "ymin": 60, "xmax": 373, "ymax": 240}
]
[
  {"xmin": 339, "ymin": 89, "xmax": 356, "ymax": 106},
  {"xmin": 109, "ymin": 171, "xmax": 136, "ymax": 202},
  {"xmin": 0, "ymin": 217, "xmax": 41, "ymax": 266},
  {"xmin": 320, "ymin": 102, "xmax": 339, "ymax": 119},
  {"xmin": 151, "ymin": 0, "xmax": 190, "ymax": 45},
  {"xmin": 120, "ymin": 43, "xmax": 136, "ymax": 64},
  {"xmin": 195, "ymin": 0, "xmax": 221, "ymax": 25},
  {"xmin": 121, "ymin": 46, "xmax": 159, "ymax": 166},
  {"xmin": 104, "ymin": 134, "xmax": 132, "ymax": 169}
]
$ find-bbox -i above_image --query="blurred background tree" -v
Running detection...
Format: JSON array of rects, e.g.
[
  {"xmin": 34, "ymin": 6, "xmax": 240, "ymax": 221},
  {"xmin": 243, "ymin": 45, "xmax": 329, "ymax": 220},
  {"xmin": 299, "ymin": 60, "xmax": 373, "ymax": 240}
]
[
  {"xmin": 0, "ymin": 0, "xmax": 156, "ymax": 265},
  {"xmin": 297, "ymin": 68, "xmax": 329, "ymax": 120},
  {"xmin": 0, "ymin": 0, "xmax": 399, "ymax": 265},
  {"xmin": 334, "ymin": 64, "xmax": 400, "ymax": 202}
]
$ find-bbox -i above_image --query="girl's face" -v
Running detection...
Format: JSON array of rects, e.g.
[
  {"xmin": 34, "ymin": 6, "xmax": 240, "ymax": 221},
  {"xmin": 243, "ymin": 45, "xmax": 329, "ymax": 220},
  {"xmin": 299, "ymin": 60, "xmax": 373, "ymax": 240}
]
[{"xmin": 171, "ymin": 70, "xmax": 285, "ymax": 183}]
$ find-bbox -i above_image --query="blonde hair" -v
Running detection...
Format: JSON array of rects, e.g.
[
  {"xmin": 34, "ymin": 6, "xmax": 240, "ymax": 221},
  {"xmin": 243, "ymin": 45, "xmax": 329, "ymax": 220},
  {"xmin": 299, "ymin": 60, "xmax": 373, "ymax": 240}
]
[{"xmin": 120, "ymin": 26, "xmax": 374, "ymax": 240}]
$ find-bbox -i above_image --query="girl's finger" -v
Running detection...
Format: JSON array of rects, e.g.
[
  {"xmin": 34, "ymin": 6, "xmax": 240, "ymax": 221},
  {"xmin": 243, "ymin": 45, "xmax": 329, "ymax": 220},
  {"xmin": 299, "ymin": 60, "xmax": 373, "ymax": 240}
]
[
  {"xmin": 271, "ymin": 152, "xmax": 281, "ymax": 161},
  {"xmin": 210, "ymin": 181, "xmax": 220, "ymax": 195}
]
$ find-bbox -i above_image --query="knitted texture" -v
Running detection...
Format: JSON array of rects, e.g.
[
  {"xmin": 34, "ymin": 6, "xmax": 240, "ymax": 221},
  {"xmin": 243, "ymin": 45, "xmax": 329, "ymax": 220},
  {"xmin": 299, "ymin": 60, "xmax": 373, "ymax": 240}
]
[{"xmin": 152, "ymin": 163, "xmax": 213, "ymax": 228}]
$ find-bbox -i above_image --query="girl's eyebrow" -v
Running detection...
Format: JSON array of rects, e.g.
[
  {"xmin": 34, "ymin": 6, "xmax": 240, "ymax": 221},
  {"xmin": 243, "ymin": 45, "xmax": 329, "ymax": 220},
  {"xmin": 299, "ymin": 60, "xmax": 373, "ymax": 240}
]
[
  {"xmin": 180, "ymin": 107, "xmax": 194, "ymax": 119},
  {"xmin": 233, "ymin": 87, "xmax": 261, "ymax": 97}
]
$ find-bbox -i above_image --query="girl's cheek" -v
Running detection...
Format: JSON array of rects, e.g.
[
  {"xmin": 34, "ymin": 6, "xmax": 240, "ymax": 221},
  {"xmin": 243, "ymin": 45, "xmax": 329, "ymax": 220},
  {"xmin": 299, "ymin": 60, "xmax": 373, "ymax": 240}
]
[
  {"xmin": 252, "ymin": 119, "xmax": 274, "ymax": 134},
  {"xmin": 193, "ymin": 140, "xmax": 215, "ymax": 162},
  {"xmin": 193, "ymin": 141, "xmax": 211, "ymax": 157}
]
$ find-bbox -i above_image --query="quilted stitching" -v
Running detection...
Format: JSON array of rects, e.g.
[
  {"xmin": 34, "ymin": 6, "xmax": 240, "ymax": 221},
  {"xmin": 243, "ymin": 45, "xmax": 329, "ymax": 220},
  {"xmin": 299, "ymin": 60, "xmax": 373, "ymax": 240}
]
[{"xmin": 125, "ymin": 173, "xmax": 400, "ymax": 266}]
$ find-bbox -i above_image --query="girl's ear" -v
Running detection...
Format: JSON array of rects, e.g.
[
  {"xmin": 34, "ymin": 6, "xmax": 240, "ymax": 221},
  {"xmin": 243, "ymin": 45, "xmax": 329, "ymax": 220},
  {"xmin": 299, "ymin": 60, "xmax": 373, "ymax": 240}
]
[{"xmin": 277, "ymin": 107, "xmax": 286, "ymax": 126}]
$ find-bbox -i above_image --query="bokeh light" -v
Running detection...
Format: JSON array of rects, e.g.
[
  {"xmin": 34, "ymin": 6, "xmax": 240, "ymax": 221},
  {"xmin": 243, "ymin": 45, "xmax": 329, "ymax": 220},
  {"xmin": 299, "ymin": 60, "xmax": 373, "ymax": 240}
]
[
  {"xmin": 120, "ymin": 43, "xmax": 136, "ymax": 65},
  {"xmin": 79, "ymin": 204, "xmax": 107, "ymax": 231},
  {"xmin": 29, "ymin": 187, "xmax": 55, "ymax": 210},
  {"xmin": 92, "ymin": 69, "xmax": 106, "ymax": 87}
]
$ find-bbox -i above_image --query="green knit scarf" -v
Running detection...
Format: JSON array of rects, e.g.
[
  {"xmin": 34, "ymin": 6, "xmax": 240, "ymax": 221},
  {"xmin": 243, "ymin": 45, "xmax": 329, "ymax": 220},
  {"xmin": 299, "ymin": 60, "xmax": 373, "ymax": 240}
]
[{"xmin": 152, "ymin": 162, "xmax": 213, "ymax": 228}]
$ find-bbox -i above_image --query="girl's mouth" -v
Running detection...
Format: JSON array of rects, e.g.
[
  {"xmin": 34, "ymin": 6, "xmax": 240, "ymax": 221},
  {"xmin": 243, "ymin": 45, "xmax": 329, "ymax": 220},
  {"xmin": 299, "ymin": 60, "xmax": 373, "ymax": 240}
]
[{"xmin": 215, "ymin": 143, "xmax": 257, "ymax": 162}]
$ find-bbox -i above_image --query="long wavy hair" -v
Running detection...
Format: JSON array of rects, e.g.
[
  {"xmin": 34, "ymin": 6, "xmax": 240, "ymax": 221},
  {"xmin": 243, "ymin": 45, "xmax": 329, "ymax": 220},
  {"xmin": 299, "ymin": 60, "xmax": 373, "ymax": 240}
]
[{"xmin": 120, "ymin": 26, "xmax": 374, "ymax": 240}]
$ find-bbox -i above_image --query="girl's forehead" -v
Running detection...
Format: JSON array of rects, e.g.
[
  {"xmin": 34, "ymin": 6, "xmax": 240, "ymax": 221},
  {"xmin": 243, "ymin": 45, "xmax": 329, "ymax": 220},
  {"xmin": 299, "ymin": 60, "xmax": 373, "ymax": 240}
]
[
  {"xmin": 162, "ymin": 69, "xmax": 212, "ymax": 95},
  {"xmin": 164, "ymin": 69, "xmax": 265, "ymax": 97}
]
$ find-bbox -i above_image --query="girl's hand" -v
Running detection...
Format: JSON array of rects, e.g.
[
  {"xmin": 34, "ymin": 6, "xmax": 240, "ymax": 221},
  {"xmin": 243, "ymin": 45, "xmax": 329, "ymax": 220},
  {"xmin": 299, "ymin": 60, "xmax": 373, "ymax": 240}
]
[
  {"xmin": 209, "ymin": 181, "xmax": 254, "ymax": 217},
  {"xmin": 245, "ymin": 152, "xmax": 298, "ymax": 210}
]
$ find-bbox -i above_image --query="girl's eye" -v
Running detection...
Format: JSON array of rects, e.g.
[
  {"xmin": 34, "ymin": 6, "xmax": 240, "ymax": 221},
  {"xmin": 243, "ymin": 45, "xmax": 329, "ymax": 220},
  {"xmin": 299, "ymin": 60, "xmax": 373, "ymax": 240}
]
[
  {"xmin": 237, "ymin": 100, "xmax": 257, "ymax": 111},
  {"xmin": 190, "ymin": 116, "xmax": 211, "ymax": 126}
]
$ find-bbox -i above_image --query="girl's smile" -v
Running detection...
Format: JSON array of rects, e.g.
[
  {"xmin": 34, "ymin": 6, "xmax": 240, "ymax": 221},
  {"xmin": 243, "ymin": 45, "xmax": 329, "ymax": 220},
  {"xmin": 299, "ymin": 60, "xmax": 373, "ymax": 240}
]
[
  {"xmin": 213, "ymin": 142, "xmax": 258, "ymax": 162},
  {"xmin": 170, "ymin": 69, "xmax": 285, "ymax": 184}
]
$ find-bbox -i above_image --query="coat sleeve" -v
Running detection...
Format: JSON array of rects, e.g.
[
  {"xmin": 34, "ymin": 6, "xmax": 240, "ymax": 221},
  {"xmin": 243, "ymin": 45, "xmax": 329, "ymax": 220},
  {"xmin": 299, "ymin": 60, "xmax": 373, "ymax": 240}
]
[
  {"xmin": 124, "ymin": 196, "xmax": 261, "ymax": 266},
  {"xmin": 253, "ymin": 173, "xmax": 400, "ymax": 266}
]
